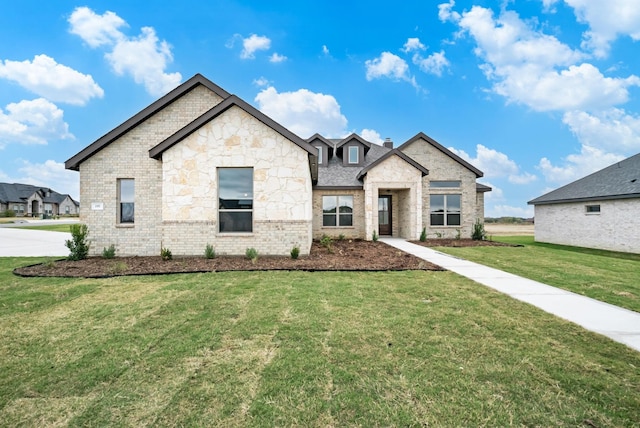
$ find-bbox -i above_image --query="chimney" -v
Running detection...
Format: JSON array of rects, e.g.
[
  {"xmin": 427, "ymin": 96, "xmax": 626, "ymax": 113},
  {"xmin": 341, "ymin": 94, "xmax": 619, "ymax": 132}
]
[{"xmin": 383, "ymin": 137, "xmax": 393, "ymax": 149}]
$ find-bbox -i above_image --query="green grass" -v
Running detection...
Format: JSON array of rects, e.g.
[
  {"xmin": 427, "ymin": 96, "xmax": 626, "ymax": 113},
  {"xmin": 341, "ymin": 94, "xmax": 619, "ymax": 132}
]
[
  {"xmin": 14, "ymin": 224, "xmax": 75, "ymax": 233},
  {"xmin": 1, "ymin": 258, "xmax": 639, "ymax": 426},
  {"xmin": 433, "ymin": 236, "xmax": 640, "ymax": 313}
]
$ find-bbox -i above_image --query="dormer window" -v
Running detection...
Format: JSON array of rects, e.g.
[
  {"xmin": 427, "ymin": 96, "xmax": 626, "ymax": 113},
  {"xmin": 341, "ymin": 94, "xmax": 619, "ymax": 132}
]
[
  {"xmin": 348, "ymin": 146, "xmax": 359, "ymax": 164},
  {"xmin": 316, "ymin": 146, "xmax": 323, "ymax": 165}
]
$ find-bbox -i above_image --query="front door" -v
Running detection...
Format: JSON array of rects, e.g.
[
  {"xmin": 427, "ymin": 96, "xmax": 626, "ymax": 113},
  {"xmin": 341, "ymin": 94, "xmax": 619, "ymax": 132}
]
[{"xmin": 378, "ymin": 195, "xmax": 392, "ymax": 236}]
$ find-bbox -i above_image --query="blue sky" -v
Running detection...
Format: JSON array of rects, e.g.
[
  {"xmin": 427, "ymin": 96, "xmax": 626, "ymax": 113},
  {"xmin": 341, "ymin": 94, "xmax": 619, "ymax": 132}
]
[{"xmin": 1, "ymin": 0, "xmax": 639, "ymax": 217}]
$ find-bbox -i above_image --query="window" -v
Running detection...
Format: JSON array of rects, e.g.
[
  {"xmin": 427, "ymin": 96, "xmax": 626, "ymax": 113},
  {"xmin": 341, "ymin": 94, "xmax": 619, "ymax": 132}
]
[
  {"xmin": 348, "ymin": 146, "xmax": 359, "ymax": 164},
  {"xmin": 316, "ymin": 146, "xmax": 323, "ymax": 165},
  {"xmin": 430, "ymin": 180, "xmax": 461, "ymax": 188},
  {"xmin": 430, "ymin": 194, "xmax": 461, "ymax": 226},
  {"xmin": 323, "ymin": 195, "xmax": 353, "ymax": 227},
  {"xmin": 65, "ymin": 206, "xmax": 70, "ymax": 214},
  {"xmin": 118, "ymin": 179, "xmax": 135, "ymax": 224},
  {"xmin": 219, "ymin": 168, "xmax": 253, "ymax": 233},
  {"xmin": 586, "ymin": 204, "xmax": 601, "ymax": 214}
]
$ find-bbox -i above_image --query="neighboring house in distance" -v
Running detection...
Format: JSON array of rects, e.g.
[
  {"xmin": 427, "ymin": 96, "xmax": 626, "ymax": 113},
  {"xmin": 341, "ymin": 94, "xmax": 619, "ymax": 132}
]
[
  {"xmin": 65, "ymin": 73, "xmax": 490, "ymax": 257},
  {"xmin": 0, "ymin": 182, "xmax": 79, "ymax": 217},
  {"xmin": 528, "ymin": 153, "xmax": 640, "ymax": 254}
]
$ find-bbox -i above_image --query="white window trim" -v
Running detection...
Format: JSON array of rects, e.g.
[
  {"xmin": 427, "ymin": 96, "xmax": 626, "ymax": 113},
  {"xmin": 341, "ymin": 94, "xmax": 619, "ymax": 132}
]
[
  {"xmin": 316, "ymin": 146, "xmax": 323, "ymax": 165},
  {"xmin": 348, "ymin": 146, "xmax": 359, "ymax": 164}
]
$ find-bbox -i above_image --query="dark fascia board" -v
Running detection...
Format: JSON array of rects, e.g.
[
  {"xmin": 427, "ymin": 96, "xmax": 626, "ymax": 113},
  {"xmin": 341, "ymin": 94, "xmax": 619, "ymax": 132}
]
[
  {"xmin": 306, "ymin": 133, "xmax": 333, "ymax": 147},
  {"xmin": 356, "ymin": 149, "xmax": 429, "ymax": 180},
  {"xmin": 65, "ymin": 74, "xmax": 231, "ymax": 171},
  {"xmin": 150, "ymin": 94, "xmax": 317, "ymax": 159},
  {"xmin": 528, "ymin": 193, "xmax": 640, "ymax": 205},
  {"xmin": 336, "ymin": 133, "xmax": 372, "ymax": 150},
  {"xmin": 476, "ymin": 183, "xmax": 492, "ymax": 192},
  {"xmin": 313, "ymin": 185, "xmax": 364, "ymax": 190},
  {"xmin": 397, "ymin": 132, "xmax": 484, "ymax": 178}
]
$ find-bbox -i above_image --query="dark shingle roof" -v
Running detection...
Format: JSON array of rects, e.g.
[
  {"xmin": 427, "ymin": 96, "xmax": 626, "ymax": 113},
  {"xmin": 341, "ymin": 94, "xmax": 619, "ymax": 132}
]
[
  {"xmin": 528, "ymin": 152, "xmax": 640, "ymax": 205},
  {"xmin": 315, "ymin": 141, "xmax": 390, "ymax": 188},
  {"xmin": 0, "ymin": 182, "xmax": 77, "ymax": 205}
]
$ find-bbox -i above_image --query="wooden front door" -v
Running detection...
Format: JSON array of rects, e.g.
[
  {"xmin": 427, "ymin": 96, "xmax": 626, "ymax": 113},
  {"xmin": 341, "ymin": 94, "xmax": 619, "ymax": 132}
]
[{"xmin": 378, "ymin": 195, "xmax": 392, "ymax": 236}]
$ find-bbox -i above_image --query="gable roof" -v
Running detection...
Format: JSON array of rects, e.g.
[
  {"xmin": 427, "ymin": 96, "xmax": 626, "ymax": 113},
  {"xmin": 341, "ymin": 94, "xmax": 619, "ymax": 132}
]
[
  {"xmin": 397, "ymin": 132, "xmax": 484, "ymax": 178},
  {"xmin": 476, "ymin": 183, "xmax": 492, "ymax": 193},
  {"xmin": 0, "ymin": 182, "xmax": 77, "ymax": 205},
  {"xmin": 335, "ymin": 133, "xmax": 372, "ymax": 157},
  {"xmin": 528, "ymin": 152, "xmax": 640, "ymax": 205},
  {"xmin": 356, "ymin": 149, "xmax": 429, "ymax": 179},
  {"xmin": 149, "ymin": 94, "xmax": 317, "ymax": 159},
  {"xmin": 65, "ymin": 74, "xmax": 231, "ymax": 171}
]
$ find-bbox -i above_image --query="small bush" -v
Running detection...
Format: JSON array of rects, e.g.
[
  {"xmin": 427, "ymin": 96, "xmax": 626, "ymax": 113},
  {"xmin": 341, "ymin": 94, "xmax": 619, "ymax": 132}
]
[
  {"xmin": 419, "ymin": 227, "xmax": 427, "ymax": 242},
  {"xmin": 66, "ymin": 224, "xmax": 90, "ymax": 261},
  {"xmin": 337, "ymin": 234, "xmax": 346, "ymax": 241},
  {"xmin": 372, "ymin": 230, "xmax": 378, "ymax": 242},
  {"xmin": 455, "ymin": 229, "xmax": 461, "ymax": 240},
  {"xmin": 245, "ymin": 247, "xmax": 258, "ymax": 263},
  {"xmin": 204, "ymin": 244, "xmax": 215, "ymax": 259},
  {"xmin": 472, "ymin": 219, "xmax": 487, "ymax": 241},
  {"xmin": 102, "ymin": 244, "xmax": 116, "ymax": 259},
  {"xmin": 161, "ymin": 247, "xmax": 172, "ymax": 261},
  {"xmin": 290, "ymin": 246, "xmax": 300, "ymax": 260},
  {"xmin": 320, "ymin": 234, "xmax": 333, "ymax": 253},
  {"xmin": 1, "ymin": 209, "xmax": 16, "ymax": 218}
]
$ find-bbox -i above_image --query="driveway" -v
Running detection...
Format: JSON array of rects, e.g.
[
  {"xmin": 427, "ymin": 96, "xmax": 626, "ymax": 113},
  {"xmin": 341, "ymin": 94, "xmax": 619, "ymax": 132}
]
[{"xmin": 0, "ymin": 227, "xmax": 71, "ymax": 257}]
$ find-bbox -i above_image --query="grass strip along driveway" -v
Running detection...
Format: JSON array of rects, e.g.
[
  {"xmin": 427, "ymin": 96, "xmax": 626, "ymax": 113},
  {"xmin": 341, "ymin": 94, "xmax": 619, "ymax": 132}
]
[
  {"xmin": 432, "ymin": 236, "xmax": 640, "ymax": 313},
  {"xmin": 1, "ymin": 257, "xmax": 639, "ymax": 426}
]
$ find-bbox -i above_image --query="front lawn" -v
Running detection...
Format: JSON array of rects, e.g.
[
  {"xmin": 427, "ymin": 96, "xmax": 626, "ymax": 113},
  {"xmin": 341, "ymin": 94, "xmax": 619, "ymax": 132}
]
[
  {"xmin": 1, "ymin": 258, "xmax": 639, "ymax": 426},
  {"xmin": 14, "ymin": 223, "xmax": 75, "ymax": 233},
  {"xmin": 432, "ymin": 236, "xmax": 640, "ymax": 313}
]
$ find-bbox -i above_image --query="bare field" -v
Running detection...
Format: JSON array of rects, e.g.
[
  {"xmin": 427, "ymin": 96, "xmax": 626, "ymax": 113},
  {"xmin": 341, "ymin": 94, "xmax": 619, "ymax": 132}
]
[{"xmin": 485, "ymin": 223, "xmax": 534, "ymax": 236}]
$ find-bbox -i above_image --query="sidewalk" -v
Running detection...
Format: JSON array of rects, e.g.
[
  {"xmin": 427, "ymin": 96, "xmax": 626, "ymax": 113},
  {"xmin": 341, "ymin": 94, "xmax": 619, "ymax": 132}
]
[{"xmin": 381, "ymin": 237, "xmax": 640, "ymax": 353}]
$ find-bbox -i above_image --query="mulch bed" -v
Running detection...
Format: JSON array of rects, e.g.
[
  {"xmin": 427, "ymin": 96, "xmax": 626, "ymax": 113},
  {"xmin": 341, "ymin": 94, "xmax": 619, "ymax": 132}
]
[{"xmin": 14, "ymin": 240, "xmax": 444, "ymax": 278}]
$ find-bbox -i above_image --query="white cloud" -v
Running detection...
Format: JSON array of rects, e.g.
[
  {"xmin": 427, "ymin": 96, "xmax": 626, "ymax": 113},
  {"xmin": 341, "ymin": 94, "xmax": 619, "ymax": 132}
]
[
  {"xmin": 413, "ymin": 50, "xmax": 450, "ymax": 76},
  {"xmin": 438, "ymin": 0, "xmax": 461, "ymax": 22},
  {"xmin": 12, "ymin": 159, "xmax": 80, "ymax": 200},
  {"xmin": 541, "ymin": 0, "xmax": 560, "ymax": 13},
  {"xmin": 561, "ymin": 0, "xmax": 640, "ymax": 58},
  {"xmin": 0, "ymin": 55, "xmax": 103, "ymax": 105},
  {"xmin": 255, "ymin": 86, "xmax": 348, "ymax": 138},
  {"xmin": 68, "ymin": 6, "xmax": 125, "ymax": 48},
  {"xmin": 269, "ymin": 52, "xmax": 287, "ymax": 63},
  {"xmin": 563, "ymin": 108, "xmax": 640, "ymax": 152},
  {"xmin": 253, "ymin": 76, "xmax": 270, "ymax": 87},
  {"xmin": 449, "ymin": 144, "xmax": 536, "ymax": 183},
  {"xmin": 0, "ymin": 98, "xmax": 73, "ymax": 148},
  {"xmin": 442, "ymin": 4, "xmax": 640, "ymax": 112},
  {"xmin": 360, "ymin": 129, "xmax": 383, "ymax": 144},
  {"xmin": 240, "ymin": 34, "xmax": 271, "ymax": 59},
  {"xmin": 365, "ymin": 52, "xmax": 417, "ymax": 87},
  {"xmin": 322, "ymin": 45, "xmax": 330, "ymax": 56},
  {"xmin": 538, "ymin": 145, "xmax": 624, "ymax": 184},
  {"xmin": 105, "ymin": 27, "xmax": 182, "ymax": 95},
  {"xmin": 402, "ymin": 37, "xmax": 426, "ymax": 53},
  {"xmin": 68, "ymin": 7, "xmax": 181, "ymax": 96}
]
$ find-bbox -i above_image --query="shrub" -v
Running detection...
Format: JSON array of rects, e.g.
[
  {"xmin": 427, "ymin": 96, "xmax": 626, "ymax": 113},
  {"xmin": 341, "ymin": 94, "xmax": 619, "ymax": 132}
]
[
  {"xmin": 419, "ymin": 227, "xmax": 427, "ymax": 242},
  {"xmin": 290, "ymin": 246, "xmax": 300, "ymax": 260},
  {"xmin": 65, "ymin": 224, "xmax": 90, "ymax": 261},
  {"xmin": 245, "ymin": 247, "xmax": 258, "ymax": 263},
  {"xmin": 372, "ymin": 230, "xmax": 378, "ymax": 242},
  {"xmin": 1, "ymin": 209, "xmax": 15, "ymax": 218},
  {"xmin": 455, "ymin": 229, "xmax": 461, "ymax": 240},
  {"xmin": 204, "ymin": 244, "xmax": 216, "ymax": 259},
  {"xmin": 320, "ymin": 234, "xmax": 333, "ymax": 253},
  {"xmin": 102, "ymin": 244, "xmax": 116, "ymax": 259},
  {"xmin": 472, "ymin": 219, "xmax": 487, "ymax": 241},
  {"xmin": 161, "ymin": 247, "xmax": 172, "ymax": 261},
  {"xmin": 337, "ymin": 234, "xmax": 346, "ymax": 241}
]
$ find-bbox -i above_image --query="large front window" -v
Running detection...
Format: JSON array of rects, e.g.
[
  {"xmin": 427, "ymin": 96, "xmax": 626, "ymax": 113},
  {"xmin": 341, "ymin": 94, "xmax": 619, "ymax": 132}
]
[
  {"xmin": 118, "ymin": 179, "xmax": 135, "ymax": 224},
  {"xmin": 430, "ymin": 194, "xmax": 460, "ymax": 226},
  {"xmin": 323, "ymin": 195, "xmax": 353, "ymax": 227},
  {"xmin": 219, "ymin": 168, "xmax": 253, "ymax": 233}
]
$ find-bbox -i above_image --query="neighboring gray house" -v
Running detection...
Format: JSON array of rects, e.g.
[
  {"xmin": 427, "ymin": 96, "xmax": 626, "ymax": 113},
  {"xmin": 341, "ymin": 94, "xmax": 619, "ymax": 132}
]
[
  {"xmin": 65, "ymin": 73, "xmax": 490, "ymax": 256},
  {"xmin": 0, "ymin": 182, "xmax": 79, "ymax": 217},
  {"xmin": 528, "ymin": 153, "xmax": 640, "ymax": 254}
]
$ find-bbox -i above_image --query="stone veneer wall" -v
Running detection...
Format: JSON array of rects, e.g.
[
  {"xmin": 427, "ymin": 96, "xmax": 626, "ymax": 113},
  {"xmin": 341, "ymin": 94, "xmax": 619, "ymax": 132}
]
[
  {"xmin": 363, "ymin": 155, "xmax": 422, "ymax": 240},
  {"xmin": 79, "ymin": 85, "xmax": 224, "ymax": 256},
  {"xmin": 534, "ymin": 199, "xmax": 640, "ymax": 254},
  {"xmin": 161, "ymin": 105, "xmax": 313, "ymax": 256},
  {"xmin": 400, "ymin": 139, "xmax": 479, "ymax": 239},
  {"xmin": 312, "ymin": 189, "xmax": 365, "ymax": 239}
]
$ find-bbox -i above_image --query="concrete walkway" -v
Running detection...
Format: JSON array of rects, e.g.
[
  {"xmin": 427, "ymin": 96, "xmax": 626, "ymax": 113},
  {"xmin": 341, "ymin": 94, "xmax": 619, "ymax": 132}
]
[
  {"xmin": 0, "ymin": 227, "xmax": 71, "ymax": 257},
  {"xmin": 381, "ymin": 237, "xmax": 640, "ymax": 353}
]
